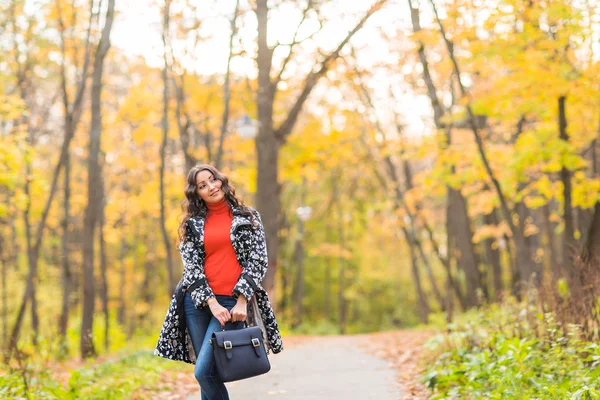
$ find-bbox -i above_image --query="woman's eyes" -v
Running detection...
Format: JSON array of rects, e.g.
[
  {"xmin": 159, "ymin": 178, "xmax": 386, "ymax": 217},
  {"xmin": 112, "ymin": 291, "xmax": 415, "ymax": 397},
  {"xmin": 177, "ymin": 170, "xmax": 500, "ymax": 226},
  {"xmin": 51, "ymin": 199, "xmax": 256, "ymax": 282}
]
[{"xmin": 198, "ymin": 177, "xmax": 216, "ymax": 189}]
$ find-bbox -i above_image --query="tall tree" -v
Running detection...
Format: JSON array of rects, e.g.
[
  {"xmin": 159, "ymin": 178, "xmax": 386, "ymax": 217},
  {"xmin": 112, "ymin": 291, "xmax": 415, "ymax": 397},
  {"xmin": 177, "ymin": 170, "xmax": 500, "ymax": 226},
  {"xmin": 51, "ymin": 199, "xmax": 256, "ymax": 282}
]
[
  {"xmin": 214, "ymin": 0, "xmax": 240, "ymax": 170},
  {"xmin": 98, "ymin": 173, "xmax": 109, "ymax": 351},
  {"xmin": 406, "ymin": 0, "xmax": 482, "ymax": 307},
  {"xmin": 56, "ymin": 0, "xmax": 95, "ymax": 354},
  {"xmin": 429, "ymin": 0, "xmax": 537, "ymax": 291},
  {"xmin": 559, "ymin": 96, "xmax": 576, "ymax": 271},
  {"xmin": 160, "ymin": 0, "xmax": 175, "ymax": 294},
  {"xmin": 81, "ymin": 0, "xmax": 115, "ymax": 358},
  {"xmin": 254, "ymin": 0, "xmax": 386, "ymax": 293},
  {"xmin": 6, "ymin": 0, "xmax": 92, "ymax": 360}
]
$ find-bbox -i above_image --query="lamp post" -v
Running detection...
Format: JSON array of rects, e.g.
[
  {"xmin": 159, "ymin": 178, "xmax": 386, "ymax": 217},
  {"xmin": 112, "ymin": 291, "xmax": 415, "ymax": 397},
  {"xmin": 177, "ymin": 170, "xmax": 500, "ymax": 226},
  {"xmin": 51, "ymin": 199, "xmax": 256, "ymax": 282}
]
[
  {"xmin": 234, "ymin": 114, "xmax": 259, "ymax": 139},
  {"xmin": 296, "ymin": 206, "xmax": 312, "ymax": 222}
]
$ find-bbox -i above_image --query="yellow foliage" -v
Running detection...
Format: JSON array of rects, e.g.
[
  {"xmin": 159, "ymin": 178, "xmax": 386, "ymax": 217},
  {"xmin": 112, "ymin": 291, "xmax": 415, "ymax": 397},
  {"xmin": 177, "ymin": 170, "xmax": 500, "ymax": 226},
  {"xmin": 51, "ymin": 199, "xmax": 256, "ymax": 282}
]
[{"xmin": 309, "ymin": 243, "xmax": 353, "ymax": 260}]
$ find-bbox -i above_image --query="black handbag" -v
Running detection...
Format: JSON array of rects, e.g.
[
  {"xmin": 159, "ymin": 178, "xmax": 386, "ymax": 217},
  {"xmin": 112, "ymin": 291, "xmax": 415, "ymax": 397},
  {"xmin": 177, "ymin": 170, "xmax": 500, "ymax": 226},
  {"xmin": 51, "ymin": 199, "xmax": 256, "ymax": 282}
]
[{"xmin": 209, "ymin": 324, "xmax": 271, "ymax": 382}]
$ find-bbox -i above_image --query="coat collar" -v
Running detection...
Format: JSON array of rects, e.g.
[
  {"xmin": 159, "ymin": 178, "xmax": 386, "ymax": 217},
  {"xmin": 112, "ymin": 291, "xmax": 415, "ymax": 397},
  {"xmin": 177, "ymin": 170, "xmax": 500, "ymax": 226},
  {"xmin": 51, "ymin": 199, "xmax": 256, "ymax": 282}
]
[
  {"xmin": 231, "ymin": 205, "xmax": 253, "ymax": 235},
  {"xmin": 188, "ymin": 202, "xmax": 253, "ymax": 246}
]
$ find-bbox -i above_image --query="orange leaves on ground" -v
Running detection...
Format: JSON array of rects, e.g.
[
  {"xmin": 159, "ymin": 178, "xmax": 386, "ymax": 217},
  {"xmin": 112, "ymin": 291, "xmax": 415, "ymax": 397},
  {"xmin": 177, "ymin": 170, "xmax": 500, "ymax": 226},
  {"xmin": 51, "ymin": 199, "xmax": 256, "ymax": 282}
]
[{"xmin": 360, "ymin": 330, "xmax": 435, "ymax": 400}]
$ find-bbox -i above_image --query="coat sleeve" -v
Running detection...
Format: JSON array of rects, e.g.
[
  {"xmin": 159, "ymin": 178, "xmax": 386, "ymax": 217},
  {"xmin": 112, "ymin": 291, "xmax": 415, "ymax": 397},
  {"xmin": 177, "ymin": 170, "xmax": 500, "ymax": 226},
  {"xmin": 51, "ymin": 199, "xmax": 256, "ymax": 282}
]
[
  {"xmin": 232, "ymin": 210, "xmax": 268, "ymax": 301},
  {"xmin": 181, "ymin": 219, "xmax": 215, "ymax": 308}
]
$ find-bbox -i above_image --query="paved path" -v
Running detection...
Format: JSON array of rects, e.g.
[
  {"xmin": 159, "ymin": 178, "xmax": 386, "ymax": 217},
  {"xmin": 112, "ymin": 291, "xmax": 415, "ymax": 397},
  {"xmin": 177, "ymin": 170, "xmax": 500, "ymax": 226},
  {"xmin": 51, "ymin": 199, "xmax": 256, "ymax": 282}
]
[{"xmin": 186, "ymin": 335, "xmax": 402, "ymax": 400}]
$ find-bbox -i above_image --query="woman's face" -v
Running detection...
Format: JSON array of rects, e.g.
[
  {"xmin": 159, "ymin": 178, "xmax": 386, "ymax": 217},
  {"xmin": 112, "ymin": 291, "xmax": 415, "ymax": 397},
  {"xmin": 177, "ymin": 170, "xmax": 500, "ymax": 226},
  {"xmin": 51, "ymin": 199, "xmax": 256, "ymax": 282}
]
[{"xmin": 195, "ymin": 169, "xmax": 225, "ymax": 204}]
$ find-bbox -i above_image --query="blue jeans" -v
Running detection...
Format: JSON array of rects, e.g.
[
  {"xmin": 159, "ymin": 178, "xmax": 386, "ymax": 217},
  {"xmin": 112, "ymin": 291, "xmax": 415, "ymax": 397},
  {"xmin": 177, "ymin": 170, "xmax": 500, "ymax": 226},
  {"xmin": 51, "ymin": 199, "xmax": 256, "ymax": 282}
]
[{"xmin": 184, "ymin": 293, "xmax": 244, "ymax": 400}]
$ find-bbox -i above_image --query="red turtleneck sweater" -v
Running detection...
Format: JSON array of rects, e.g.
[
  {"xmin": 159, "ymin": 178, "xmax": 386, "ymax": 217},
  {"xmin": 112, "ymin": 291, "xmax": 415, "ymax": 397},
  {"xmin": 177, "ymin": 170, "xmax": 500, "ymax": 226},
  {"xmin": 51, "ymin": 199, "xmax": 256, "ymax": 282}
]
[{"xmin": 204, "ymin": 197, "xmax": 242, "ymax": 296}]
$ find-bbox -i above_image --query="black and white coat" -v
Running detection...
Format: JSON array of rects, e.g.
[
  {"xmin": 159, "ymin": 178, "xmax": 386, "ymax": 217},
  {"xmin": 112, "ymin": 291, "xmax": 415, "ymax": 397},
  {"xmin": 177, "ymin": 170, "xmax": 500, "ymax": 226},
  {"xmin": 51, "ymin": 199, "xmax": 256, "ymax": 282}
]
[{"xmin": 154, "ymin": 204, "xmax": 283, "ymax": 364}]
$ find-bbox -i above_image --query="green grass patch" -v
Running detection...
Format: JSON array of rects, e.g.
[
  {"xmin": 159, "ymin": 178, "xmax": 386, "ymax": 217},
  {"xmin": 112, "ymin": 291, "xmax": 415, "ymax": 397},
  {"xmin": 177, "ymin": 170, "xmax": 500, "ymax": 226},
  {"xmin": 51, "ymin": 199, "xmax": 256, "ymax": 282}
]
[
  {"xmin": 424, "ymin": 300, "xmax": 600, "ymax": 399},
  {"xmin": 0, "ymin": 350, "xmax": 190, "ymax": 400}
]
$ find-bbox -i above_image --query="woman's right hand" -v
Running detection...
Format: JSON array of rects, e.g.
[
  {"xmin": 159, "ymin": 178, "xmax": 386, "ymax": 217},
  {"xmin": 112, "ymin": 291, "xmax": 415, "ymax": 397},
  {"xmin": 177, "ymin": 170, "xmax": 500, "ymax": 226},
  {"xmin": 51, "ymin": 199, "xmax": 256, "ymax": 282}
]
[{"xmin": 207, "ymin": 298, "xmax": 230, "ymax": 326}]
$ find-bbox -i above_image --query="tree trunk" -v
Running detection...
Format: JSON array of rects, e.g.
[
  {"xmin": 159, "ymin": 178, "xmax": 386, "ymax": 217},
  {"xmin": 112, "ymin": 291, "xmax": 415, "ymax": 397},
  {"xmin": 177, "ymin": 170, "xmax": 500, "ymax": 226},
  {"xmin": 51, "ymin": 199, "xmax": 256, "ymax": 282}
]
[
  {"xmin": 406, "ymin": 227, "xmax": 430, "ymax": 324},
  {"xmin": 255, "ymin": 0, "xmax": 278, "ymax": 294},
  {"xmin": 292, "ymin": 178, "xmax": 307, "ymax": 328},
  {"xmin": 559, "ymin": 96, "xmax": 576, "ymax": 272},
  {"xmin": 141, "ymin": 238, "xmax": 154, "ymax": 330},
  {"xmin": 99, "ymin": 175, "xmax": 109, "ymax": 351},
  {"xmin": 25, "ymin": 159, "xmax": 39, "ymax": 347},
  {"xmin": 400, "ymin": 150, "xmax": 445, "ymax": 310},
  {"xmin": 448, "ymin": 187, "xmax": 483, "ymax": 307},
  {"xmin": 333, "ymin": 172, "xmax": 348, "ymax": 334},
  {"xmin": 81, "ymin": 0, "xmax": 115, "ymax": 359},
  {"xmin": 506, "ymin": 234, "xmax": 520, "ymax": 295},
  {"xmin": 59, "ymin": 150, "xmax": 72, "ymax": 355},
  {"xmin": 254, "ymin": 0, "xmax": 385, "ymax": 295},
  {"xmin": 407, "ymin": 0, "xmax": 444, "ymax": 128},
  {"xmin": 580, "ymin": 115, "xmax": 600, "ymax": 264},
  {"xmin": 292, "ymin": 218, "xmax": 305, "ymax": 328},
  {"xmin": 577, "ymin": 207, "xmax": 593, "ymax": 245},
  {"xmin": 0, "ymin": 230, "xmax": 7, "ymax": 347},
  {"xmin": 7, "ymin": 241, "xmax": 36, "ymax": 362},
  {"xmin": 415, "ymin": 236, "xmax": 445, "ymax": 310},
  {"xmin": 276, "ymin": 212, "xmax": 290, "ymax": 316},
  {"xmin": 324, "ymin": 223, "xmax": 332, "ymax": 318},
  {"xmin": 9, "ymin": 215, "xmax": 19, "ymax": 273},
  {"xmin": 582, "ymin": 202, "xmax": 600, "ymax": 264},
  {"xmin": 160, "ymin": 0, "xmax": 175, "ymax": 295},
  {"xmin": 56, "ymin": 0, "xmax": 94, "ymax": 356},
  {"xmin": 118, "ymin": 237, "xmax": 127, "ymax": 326},
  {"xmin": 173, "ymin": 75, "xmax": 197, "ymax": 172},
  {"xmin": 255, "ymin": 136, "xmax": 280, "ymax": 293},
  {"xmin": 542, "ymin": 202, "xmax": 560, "ymax": 279},
  {"xmin": 483, "ymin": 211, "xmax": 503, "ymax": 300}
]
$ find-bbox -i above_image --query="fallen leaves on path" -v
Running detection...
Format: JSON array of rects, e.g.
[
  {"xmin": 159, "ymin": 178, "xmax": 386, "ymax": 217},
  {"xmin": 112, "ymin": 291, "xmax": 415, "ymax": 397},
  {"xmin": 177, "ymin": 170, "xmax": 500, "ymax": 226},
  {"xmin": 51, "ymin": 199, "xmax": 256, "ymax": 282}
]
[
  {"xmin": 133, "ymin": 368, "xmax": 201, "ymax": 400},
  {"xmin": 359, "ymin": 329, "xmax": 435, "ymax": 400},
  {"xmin": 135, "ymin": 334, "xmax": 312, "ymax": 399}
]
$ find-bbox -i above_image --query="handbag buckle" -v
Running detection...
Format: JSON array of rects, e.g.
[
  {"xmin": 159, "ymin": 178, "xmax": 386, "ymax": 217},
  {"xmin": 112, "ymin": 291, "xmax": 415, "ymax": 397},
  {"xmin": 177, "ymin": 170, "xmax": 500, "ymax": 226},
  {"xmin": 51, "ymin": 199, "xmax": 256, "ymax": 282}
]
[
  {"xmin": 252, "ymin": 338, "xmax": 260, "ymax": 347},
  {"xmin": 224, "ymin": 340, "xmax": 232, "ymax": 350}
]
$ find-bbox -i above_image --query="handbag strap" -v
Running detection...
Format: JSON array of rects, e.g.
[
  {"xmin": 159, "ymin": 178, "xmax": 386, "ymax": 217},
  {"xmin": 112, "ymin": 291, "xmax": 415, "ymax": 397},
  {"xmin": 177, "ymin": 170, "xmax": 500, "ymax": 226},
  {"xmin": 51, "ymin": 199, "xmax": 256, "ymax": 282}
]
[{"xmin": 185, "ymin": 279, "xmax": 204, "ymax": 294}]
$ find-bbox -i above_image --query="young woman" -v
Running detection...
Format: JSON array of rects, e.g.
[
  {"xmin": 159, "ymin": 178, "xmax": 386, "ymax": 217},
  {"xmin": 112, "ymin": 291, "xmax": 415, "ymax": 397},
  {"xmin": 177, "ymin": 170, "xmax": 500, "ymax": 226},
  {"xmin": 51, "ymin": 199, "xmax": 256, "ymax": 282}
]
[{"xmin": 154, "ymin": 164, "xmax": 283, "ymax": 399}]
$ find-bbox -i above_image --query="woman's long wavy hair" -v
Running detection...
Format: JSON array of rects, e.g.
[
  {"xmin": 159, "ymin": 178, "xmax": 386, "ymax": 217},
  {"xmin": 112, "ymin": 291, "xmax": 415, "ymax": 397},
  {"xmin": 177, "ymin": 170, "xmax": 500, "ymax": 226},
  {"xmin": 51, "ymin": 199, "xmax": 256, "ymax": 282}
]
[{"xmin": 178, "ymin": 164, "xmax": 257, "ymax": 243}]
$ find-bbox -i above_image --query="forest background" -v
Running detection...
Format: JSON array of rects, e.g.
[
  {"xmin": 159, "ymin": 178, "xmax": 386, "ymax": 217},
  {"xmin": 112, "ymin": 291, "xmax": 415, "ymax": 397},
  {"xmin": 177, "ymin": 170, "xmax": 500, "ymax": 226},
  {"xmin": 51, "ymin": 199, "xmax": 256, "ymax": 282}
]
[{"xmin": 1, "ymin": 0, "xmax": 600, "ymax": 397}]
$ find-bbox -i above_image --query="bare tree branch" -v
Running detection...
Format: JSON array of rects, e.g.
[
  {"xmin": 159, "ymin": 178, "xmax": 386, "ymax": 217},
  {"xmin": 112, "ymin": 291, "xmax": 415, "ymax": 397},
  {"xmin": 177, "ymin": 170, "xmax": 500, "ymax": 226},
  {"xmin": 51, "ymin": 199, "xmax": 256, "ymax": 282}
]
[
  {"xmin": 215, "ymin": 0, "xmax": 241, "ymax": 169},
  {"xmin": 272, "ymin": 0, "xmax": 316, "ymax": 88},
  {"xmin": 274, "ymin": 0, "xmax": 387, "ymax": 141}
]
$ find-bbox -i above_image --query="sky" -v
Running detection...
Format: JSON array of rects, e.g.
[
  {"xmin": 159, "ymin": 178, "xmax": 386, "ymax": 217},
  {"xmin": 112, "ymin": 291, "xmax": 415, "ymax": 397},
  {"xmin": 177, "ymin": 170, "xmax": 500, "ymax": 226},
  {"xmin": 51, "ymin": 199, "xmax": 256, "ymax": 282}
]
[{"xmin": 110, "ymin": 0, "xmax": 433, "ymax": 138}]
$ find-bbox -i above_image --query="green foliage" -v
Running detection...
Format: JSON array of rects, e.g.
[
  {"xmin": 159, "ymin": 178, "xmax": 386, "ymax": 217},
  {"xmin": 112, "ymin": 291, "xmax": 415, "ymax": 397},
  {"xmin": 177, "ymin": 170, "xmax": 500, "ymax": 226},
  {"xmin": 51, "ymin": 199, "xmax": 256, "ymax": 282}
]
[
  {"xmin": 424, "ymin": 301, "xmax": 600, "ymax": 399},
  {"xmin": 292, "ymin": 319, "xmax": 341, "ymax": 335},
  {"xmin": 0, "ymin": 351, "xmax": 188, "ymax": 400}
]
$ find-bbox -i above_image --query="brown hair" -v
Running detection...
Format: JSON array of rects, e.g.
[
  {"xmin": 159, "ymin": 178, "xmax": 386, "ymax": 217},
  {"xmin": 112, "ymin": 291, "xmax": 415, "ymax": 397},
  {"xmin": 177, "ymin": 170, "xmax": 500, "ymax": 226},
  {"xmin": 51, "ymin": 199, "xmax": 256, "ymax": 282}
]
[{"xmin": 178, "ymin": 164, "xmax": 257, "ymax": 243}]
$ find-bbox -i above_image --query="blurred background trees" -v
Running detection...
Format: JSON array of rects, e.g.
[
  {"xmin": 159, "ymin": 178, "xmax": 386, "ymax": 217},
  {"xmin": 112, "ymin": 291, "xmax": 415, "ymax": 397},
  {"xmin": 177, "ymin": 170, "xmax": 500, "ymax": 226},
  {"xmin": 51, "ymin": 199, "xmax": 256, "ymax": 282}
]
[{"xmin": 1, "ymin": 0, "xmax": 599, "ymax": 364}]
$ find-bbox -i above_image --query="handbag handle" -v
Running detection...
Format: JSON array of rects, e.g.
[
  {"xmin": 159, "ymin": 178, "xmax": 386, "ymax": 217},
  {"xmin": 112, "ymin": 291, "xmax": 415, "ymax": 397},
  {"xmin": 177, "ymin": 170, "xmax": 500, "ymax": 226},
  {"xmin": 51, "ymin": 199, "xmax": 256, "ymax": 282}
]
[{"xmin": 221, "ymin": 320, "xmax": 248, "ymax": 331}]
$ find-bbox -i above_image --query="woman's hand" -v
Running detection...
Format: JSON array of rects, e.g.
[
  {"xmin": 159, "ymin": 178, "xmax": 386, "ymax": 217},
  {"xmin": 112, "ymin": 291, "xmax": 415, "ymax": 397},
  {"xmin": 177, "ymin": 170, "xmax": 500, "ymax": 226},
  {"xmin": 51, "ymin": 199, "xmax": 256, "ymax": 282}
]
[
  {"xmin": 207, "ymin": 298, "xmax": 231, "ymax": 326},
  {"xmin": 229, "ymin": 295, "xmax": 247, "ymax": 323}
]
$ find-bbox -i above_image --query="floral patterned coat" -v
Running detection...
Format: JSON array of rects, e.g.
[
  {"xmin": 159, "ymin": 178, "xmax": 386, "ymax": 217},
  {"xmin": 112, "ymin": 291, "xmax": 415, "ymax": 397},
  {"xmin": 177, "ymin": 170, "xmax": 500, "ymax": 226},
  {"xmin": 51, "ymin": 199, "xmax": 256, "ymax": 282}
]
[{"xmin": 154, "ymin": 204, "xmax": 283, "ymax": 364}]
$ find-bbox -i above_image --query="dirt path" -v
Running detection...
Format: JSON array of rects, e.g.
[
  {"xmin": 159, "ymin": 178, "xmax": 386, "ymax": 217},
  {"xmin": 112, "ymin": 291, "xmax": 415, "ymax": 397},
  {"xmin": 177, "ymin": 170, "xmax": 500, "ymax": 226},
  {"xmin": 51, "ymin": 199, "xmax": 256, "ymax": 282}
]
[{"xmin": 184, "ymin": 332, "xmax": 431, "ymax": 400}]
